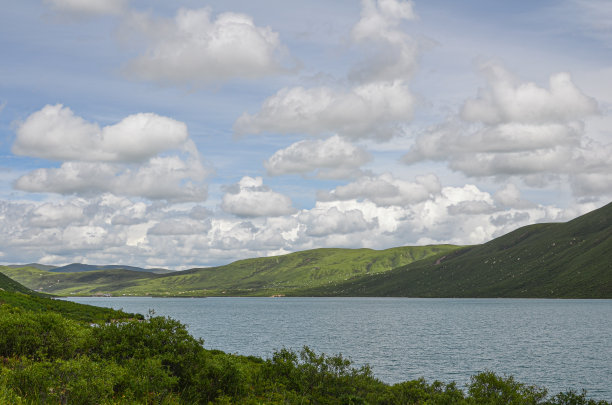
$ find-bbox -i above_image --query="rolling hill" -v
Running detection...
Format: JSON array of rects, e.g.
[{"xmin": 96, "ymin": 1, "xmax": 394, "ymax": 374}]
[
  {"xmin": 49, "ymin": 263, "xmax": 171, "ymax": 274},
  {"xmin": 0, "ymin": 245, "xmax": 458, "ymax": 296},
  {"xmin": 298, "ymin": 201, "xmax": 612, "ymax": 298}
]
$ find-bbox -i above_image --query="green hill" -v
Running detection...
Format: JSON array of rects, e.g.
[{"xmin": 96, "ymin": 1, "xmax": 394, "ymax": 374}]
[
  {"xmin": 1, "ymin": 245, "xmax": 458, "ymax": 297},
  {"xmin": 299, "ymin": 201, "xmax": 612, "ymax": 298},
  {"xmin": 0, "ymin": 271, "xmax": 46, "ymax": 295},
  {"xmin": 0, "ymin": 266, "xmax": 161, "ymax": 295},
  {"xmin": 0, "ymin": 272, "xmax": 139, "ymax": 323}
]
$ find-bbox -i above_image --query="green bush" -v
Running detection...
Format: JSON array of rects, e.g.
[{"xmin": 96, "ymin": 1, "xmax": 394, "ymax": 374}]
[
  {"xmin": 0, "ymin": 305, "xmax": 91, "ymax": 360},
  {"xmin": 1, "ymin": 301, "xmax": 610, "ymax": 405},
  {"xmin": 468, "ymin": 371, "xmax": 548, "ymax": 404}
]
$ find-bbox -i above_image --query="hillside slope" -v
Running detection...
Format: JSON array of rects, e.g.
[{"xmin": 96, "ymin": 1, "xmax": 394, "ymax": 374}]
[
  {"xmin": 0, "ymin": 271, "xmax": 44, "ymax": 295},
  {"xmin": 0, "ymin": 266, "xmax": 160, "ymax": 295},
  {"xmin": 0, "ymin": 272, "xmax": 139, "ymax": 322},
  {"xmin": 49, "ymin": 263, "xmax": 171, "ymax": 274},
  {"xmin": 299, "ymin": 202, "xmax": 612, "ymax": 298},
  {"xmin": 1, "ymin": 245, "xmax": 458, "ymax": 296}
]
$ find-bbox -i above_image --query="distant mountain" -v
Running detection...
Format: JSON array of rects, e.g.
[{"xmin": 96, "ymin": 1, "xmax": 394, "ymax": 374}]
[
  {"xmin": 49, "ymin": 263, "xmax": 172, "ymax": 274},
  {"xmin": 299, "ymin": 201, "xmax": 612, "ymax": 298},
  {"xmin": 6, "ymin": 263, "xmax": 57, "ymax": 271}
]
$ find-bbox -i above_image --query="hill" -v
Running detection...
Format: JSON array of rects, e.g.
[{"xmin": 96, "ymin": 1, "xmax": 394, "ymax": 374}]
[
  {"xmin": 5, "ymin": 263, "xmax": 57, "ymax": 271},
  {"xmin": 0, "ymin": 271, "xmax": 45, "ymax": 295},
  {"xmin": 299, "ymin": 201, "xmax": 612, "ymax": 298},
  {"xmin": 0, "ymin": 245, "xmax": 458, "ymax": 296},
  {"xmin": 0, "ymin": 271, "xmax": 140, "ymax": 323},
  {"xmin": 0, "ymin": 266, "xmax": 161, "ymax": 295},
  {"xmin": 50, "ymin": 263, "xmax": 171, "ymax": 274}
]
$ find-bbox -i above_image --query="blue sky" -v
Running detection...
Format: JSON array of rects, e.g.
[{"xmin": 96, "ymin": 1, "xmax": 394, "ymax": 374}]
[{"xmin": 1, "ymin": 0, "xmax": 611, "ymax": 268}]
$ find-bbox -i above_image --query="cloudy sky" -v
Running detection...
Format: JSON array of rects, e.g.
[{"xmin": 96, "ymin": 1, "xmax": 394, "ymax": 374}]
[{"xmin": 1, "ymin": 0, "xmax": 611, "ymax": 268}]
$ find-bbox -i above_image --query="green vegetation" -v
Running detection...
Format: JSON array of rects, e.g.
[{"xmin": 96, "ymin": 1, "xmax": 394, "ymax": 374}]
[
  {"xmin": 1, "ymin": 245, "xmax": 458, "ymax": 297},
  {"xmin": 299, "ymin": 201, "xmax": 612, "ymax": 298},
  {"xmin": 0, "ymin": 282, "xmax": 609, "ymax": 404},
  {"xmin": 0, "ymin": 272, "xmax": 140, "ymax": 323}
]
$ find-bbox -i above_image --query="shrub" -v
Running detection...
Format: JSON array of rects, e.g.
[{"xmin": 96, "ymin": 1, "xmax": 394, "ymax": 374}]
[
  {"xmin": 468, "ymin": 371, "xmax": 548, "ymax": 404},
  {"xmin": 0, "ymin": 305, "xmax": 90, "ymax": 360}
]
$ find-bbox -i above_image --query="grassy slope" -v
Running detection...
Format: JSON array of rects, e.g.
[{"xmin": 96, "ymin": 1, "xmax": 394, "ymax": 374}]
[
  {"xmin": 0, "ymin": 272, "xmax": 140, "ymax": 323},
  {"xmin": 1, "ymin": 245, "xmax": 459, "ymax": 296},
  {"xmin": 299, "ymin": 201, "xmax": 612, "ymax": 298},
  {"xmin": 0, "ymin": 267, "xmax": 160, "ymax": 295}
]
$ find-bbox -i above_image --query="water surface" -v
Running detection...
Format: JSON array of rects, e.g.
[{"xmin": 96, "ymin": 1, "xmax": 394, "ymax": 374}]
[{"xmin": 66, "ymin": 297, "xmax": 612, "ymax": 400}]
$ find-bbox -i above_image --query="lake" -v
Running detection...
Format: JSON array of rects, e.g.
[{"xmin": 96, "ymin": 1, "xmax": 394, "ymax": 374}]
[{"xmin": 65, "ymin": 297, "xmax": 612, "ymax": 400}]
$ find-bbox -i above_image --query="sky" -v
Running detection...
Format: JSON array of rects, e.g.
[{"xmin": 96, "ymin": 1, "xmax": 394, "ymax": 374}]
[{"xmin": 1, "ymin": 0, "xmax": 611, "ymax": 269}]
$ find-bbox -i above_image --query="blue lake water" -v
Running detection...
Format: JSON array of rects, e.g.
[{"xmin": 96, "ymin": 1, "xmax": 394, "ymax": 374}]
[{"xmin": 65, "ymin": 297, "xmax": 612, "ymax": 400}]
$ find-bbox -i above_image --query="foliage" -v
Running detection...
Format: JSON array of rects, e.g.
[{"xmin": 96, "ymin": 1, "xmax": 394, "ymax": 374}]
[
  {"xmin": 0, "ymin": 289, "xmax": 141, "ymax": 323},
  {"xmin": 467, "ymin": 371, "xmax": 548, "ymax": 404},
  {"xmin": 0, "ymin": 278, "xmax": 610, "ymax": 404}
]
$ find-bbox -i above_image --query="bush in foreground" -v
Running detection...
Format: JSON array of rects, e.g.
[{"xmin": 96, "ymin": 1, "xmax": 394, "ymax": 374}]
[{"xmin": 0, "ymin": 302, "xmax": 609, "ymax": 404}]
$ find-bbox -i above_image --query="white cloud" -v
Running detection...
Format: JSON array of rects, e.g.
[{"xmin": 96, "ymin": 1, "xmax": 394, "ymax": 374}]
[
  {"xmin": 43, "ymin": 0, "xmax": 127, "ymax": 16},
  {"xmin": 0, "ymin": 187, "xmax": 605, "ymax": 268},
  {"xmin": 12, "ymin": 105, "xmax": 209, "ymax": 202},
  {"xmin": 221, "ymin": 176, "xmax": 296, "ymax": 217},
  {"xmin": 299, "ymin": 206, "xmax": 376, "ymax": 236},
  {"xmin": 13, "ymin": 104, "xmax": 189, "ymax": 163},
  {"xmin": 264, "ymin": 135, "xmax": 371, "ymax": 178},
  {"xmin": 318, "ymin": 173, "xmax": 441, "ymax": 207},
  {"xmin": 125, "ymin": 8, "xmax": 289, "ymax": 85},
  {"xmin": 461, "ymin": 63, "xmax": 598, "ymax": 124},
  {"xmin": 234, "ymin": 81, "xmax": 414, "ymax": 140},
  {"xmin": 403, "ymin": 64, "xmax": 612, "ymax": 198},
  {"xmin": 148, "ymin": 218, "xmax": 211, "ymax": 236},
  {"xmin": 493, "ymin": 183, "xmax": 533, "ymax": 208},
  {"xmin": 28, "ymin": 202, "xmax": 84, "ymax": 228},
  {"xmin": 234, "ymin": 0, "xmax": 418, "ymax": 141},
  {"xmin": 15, "ymin": 155, "xmax": 208, "ymax": 202},
  {"xmin": 350, "ymin": 0, "xmax": 418, "ymax": 82}
]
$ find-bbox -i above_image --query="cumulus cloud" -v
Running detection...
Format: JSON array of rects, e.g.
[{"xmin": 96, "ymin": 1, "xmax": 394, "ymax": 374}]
[
  {"xmin": 318, "ymin": 173, "xmax": 441, "ymax": 207},
  {"xmin": 28, "ymin": 202, "xmax": 84, "ymax": 228},
  {"xmin": 299, "ymin": 206, "xmax": 377, "ymax": 236},
  {"xmin": 461, "ymin": 63, "xmax": 598, "ymax": 124},
  {"xmin": 234, "ymin": 0, "xmax": 417, "ymax": 140},
  {"xmin": 264, "ymin": 135, "xmax": 371, "ymax": 178},
  {"xmin": 43, "ymin": 0, "xmax": 127, "ymax": 16},
  {"xmin": 15, "ymin": 155, "xmax": 208, "ymax": 202},
  {"xmin": 148, "ymin": 218, "xmax": 211, "ymax": 236},
  {"xmin": 350, "ymin": 0, "xmax": 418, "ymax": 82},
  {"xmin": 0, "ymin": 187, "xmax": 604, "ymax": 268},
  {"xmin": 125, "ymin": 8, "xmax": 290, "ymax": 85},
  {"xmin": 12, "ymin": 104, "xmax": 209, "ymax": 202},
  {"xmin": 13, "ymin": 104, "xmax": 188, "ymax": 163},
  {"xmin": 221, "ymin": 176, "xmax": 296, "ymax": 217},
  {"xmin": 493, "ymin": 183, "xmax": 533, "ymax": 208},
  {"xmin": 234, "ymin": 81, "xmax": 414, "ymax": 139},
  {"xmin": 403, "ymin": 63, "xmax": 611, "ymax": 197}
]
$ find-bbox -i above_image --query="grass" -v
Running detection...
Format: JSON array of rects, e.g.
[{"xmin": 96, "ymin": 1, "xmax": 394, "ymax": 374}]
[
  {"xmin": 1, "ymin": 245, "xmax": 459, "ymax": 297},
  {"xmin": 299, "ymin": 201, "xmax": 612, "ymax": 298},
  {"xmin": 0, "ymin": 271, "xmax": 140, "ymax": 323}
]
